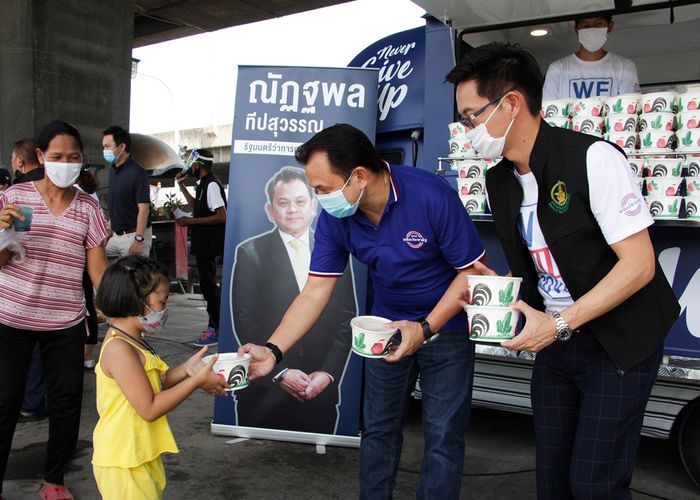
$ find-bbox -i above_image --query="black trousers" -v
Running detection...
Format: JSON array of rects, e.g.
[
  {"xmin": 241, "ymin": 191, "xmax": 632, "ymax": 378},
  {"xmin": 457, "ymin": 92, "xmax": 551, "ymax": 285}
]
[
  {"xmin": 0, "ymin": 321, "xmax": 85, "ymax": 491},
  {"xmin": 531, "ymin": 331, "xmax": 662, "ymax": 500},
  {"xmin": 196, "ymin": 255, "xmax": 221, "ymax": 331}
]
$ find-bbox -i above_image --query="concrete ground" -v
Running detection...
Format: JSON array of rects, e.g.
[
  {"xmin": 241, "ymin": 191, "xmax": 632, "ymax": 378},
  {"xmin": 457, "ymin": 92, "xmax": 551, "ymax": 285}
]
[{"xmin": 3, "ymin": 293, "xmax": 699, "ymax": 499}]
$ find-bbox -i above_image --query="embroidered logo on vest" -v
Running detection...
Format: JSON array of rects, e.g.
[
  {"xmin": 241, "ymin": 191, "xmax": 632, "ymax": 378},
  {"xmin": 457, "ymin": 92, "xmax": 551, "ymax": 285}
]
[{"xmin": 548, "ymin": 180, "xmax": 570, "ymax": 214}]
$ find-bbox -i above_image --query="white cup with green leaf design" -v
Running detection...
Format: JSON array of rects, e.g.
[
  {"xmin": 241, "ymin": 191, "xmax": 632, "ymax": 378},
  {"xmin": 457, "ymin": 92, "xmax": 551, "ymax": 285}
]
[
  {"xmin": 676, "ymin": 129, "xmax": 700, "ymax": 151},
  {"xmin": 466, "ymin": 275, "xmax": 522, "ymax": 307},
  {"xmin": 645, "ymin": 196, "xmax": 681, "ymax": 219},
  {"xmin": 350, "ymin": 316, "xmax": 400, "ymax": 358},
  {"xmin": 466, "ymin": 305, "xmax": 520, "ymax": 342}
]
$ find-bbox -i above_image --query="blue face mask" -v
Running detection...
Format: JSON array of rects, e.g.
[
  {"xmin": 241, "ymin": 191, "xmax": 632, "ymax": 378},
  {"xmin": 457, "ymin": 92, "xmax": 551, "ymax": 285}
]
[
  {"xmin": 103, "ymin": 146, "xmax": 120, "ymax": 164},
  {"xmin": 315, "ymin": 169, "xmax": 364, "ymax": 218}
]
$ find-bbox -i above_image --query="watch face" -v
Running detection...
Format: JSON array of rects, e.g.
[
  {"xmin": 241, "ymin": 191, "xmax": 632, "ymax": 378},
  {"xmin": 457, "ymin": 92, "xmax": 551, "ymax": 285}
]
[{"xmin": 135, "ymin": 235, "xmax": 145, "ymax": 242}]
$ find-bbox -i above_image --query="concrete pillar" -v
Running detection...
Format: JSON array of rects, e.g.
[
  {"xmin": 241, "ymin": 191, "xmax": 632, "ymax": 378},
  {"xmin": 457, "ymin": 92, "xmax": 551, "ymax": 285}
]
[{"xmin": 0, "ymin": 0, "xmax": 134, "ymax": 198}]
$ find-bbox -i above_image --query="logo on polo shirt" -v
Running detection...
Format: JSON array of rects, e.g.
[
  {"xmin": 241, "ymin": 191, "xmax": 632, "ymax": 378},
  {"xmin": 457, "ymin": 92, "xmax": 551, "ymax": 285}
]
[
  {"xmin": 548, "ymin": 180, "xmax": 570, "ymax": 214},
  {"xmin": 620, "ymin": 192, "xmax": 642, "ymax": 216},
  {"xmin": 403, "ymin": 230, "xmax": 427, "ymax": 249}
]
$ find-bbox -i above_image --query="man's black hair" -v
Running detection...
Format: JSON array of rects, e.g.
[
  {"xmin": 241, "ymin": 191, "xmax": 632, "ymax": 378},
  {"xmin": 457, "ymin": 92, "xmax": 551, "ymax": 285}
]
[
  {"xmin": 102, "ymin": 125, "xmax": 131, "ymax": 153},
  {"xmin": 96, "ymin": 255, "xmax": 169, "ymax": 318},
  {"xmin": 37, "ymin": 120, "xmax": 84, "ymax": 152},
  {"xmin": 445, "ymin": 42, "xmax": 544, "ymax": 116},
  {"xmin": 294, "ymin": 123, "xmax": 384, "ymax": 179},
  {"xmin": 575, "ymin": 15, "xmax": 613, "ymax": 27},
  {"xmin": 12, "ymin": 138, "xmax": 39, "ymax": 165},
  {"xmin": 265, "ymin": 166, "xmax": 312, "ymax": 203}
]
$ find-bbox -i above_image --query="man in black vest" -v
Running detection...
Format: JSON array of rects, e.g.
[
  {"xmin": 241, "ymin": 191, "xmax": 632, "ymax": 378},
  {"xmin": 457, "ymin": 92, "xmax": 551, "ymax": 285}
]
[
  {"xmin": 446, "ymin": 43, "xmax": 679, "ymax": 499},
  {"xmin": 175, "ymin": 148, "xmax": 227, "ymax": 346}
]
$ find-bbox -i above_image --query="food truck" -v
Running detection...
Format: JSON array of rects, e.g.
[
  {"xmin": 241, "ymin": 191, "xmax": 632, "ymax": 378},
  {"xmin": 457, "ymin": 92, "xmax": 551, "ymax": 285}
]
[{"xmin": 350, "ymin": 0, "xmax": 700, "ymax": 486}]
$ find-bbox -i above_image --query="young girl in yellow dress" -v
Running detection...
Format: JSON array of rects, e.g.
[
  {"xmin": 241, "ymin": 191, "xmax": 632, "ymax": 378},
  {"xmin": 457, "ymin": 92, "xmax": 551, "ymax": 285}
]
[{"xmin": 92, "ymin": 256, "xmax": 228, "ymax": 499}]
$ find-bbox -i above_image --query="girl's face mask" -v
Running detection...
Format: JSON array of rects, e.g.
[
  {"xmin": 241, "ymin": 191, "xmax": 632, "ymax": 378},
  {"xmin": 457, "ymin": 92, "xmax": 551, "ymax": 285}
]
[{"xmin": 139, "ymin": 302, "xmax": 169, "ymax": 335}]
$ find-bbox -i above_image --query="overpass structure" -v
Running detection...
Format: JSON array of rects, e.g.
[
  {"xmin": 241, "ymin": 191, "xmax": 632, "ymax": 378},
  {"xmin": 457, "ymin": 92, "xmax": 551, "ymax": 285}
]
[{"xmin": 0, "ymin": 0, "xmax": 350, "ymax": 175}]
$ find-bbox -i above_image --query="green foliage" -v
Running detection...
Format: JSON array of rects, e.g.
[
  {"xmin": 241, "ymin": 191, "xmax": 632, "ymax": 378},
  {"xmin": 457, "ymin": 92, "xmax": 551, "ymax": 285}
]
[
  {"xmin": 642, "ymin": 133, "xmax": 652, "ymax": 147},
  {"xmin": 651, "ymin": 115, "xmax": 662, "ymax": 129},
  {"xmin": 669, "ymin": 198, "xmax": 679, "ymax": 215},
  {"xmin": 612, "ymin": 99, "xmax": 623, "ymax": 113},
  {"xmin": 682, "ymin": 131, "xmax": 693, "ymax": 146}
]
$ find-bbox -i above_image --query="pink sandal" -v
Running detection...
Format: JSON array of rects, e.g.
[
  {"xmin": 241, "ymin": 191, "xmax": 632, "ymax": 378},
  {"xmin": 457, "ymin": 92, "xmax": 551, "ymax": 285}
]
[{"xmin": 38, "ymin": 484, "xmax": 74, "ymax": 500}]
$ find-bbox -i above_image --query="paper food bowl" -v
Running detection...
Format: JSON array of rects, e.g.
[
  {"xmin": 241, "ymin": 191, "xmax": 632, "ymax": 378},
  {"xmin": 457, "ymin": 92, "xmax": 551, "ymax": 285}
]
[
  {"xmin": 627, "ymin": 158, "xmax": 644, "ymax": 178},
  {"xmin": 204, "ymin": 353, "xmax": 250, "ymax": 391},
  {"xmin": 606, "ymin": 114, "xmax": 638, "ymax": 133},
  {"xmin": 641, "ymin": 92, "xmax": 677, "ymax": 114},
  {"xmin": 639, "ymin": 112, "xmax": 675, "ymax": 133},
  {"xmin": 545, "ymin": 117, "xmax": 571, "ymax": 129},
  {"xmin": 684, "ymin": 197, "xmax": 699, "ymax": 219},
  {"xmin": 676, "ymin": 111, "xmax": 700, "ymax": 130},
  {"xmin": 685, "ymin": 177, "xmax": 700, "ymax": 197},
  {"xmin": 350, "ymin": 316, "xmax": 398, "ymax": 358},
  {"xmin": 676, "ymin": 129, "xmax": 700, "ymax": 151},
  {"xmin": 677, "ymin": 91, "xmax": 700, "ymax": 113},
  {"xmin": 448, "ymin": 121, "xmax": 467, "ymax": 139},
  {"xmin": 639, "ymin": 130, "xmax": 675, "ymax": 151},
  {"xmin": 645, "ymin": 196, "xmax": 681, "ymax": 219},
  {"xmin": 455, "ymin": 159, "xmax": 489, "ymax": 178},
  {"xmin": 645, "ymin": 177, "xmax": 683, "ymax": 197},
  {"xmin": 572, "ymin": 97, "xmax": 605, "ymax": 118},
  {"xmin": 604, "ymin": 94, "xmax": 641, "ymax": 116},
  {"xmin": 645, "ymin": 157, "xmax": 683, "ymax": 177},
  {"xmin": 466, "ymin": 305, "xmax": 520, "ymax": 342},
  {"xmin": 572, "ymin": 116, "xmax": 604, "ymax": 136},
  {"xmin": 460, "ymin": 194, "xmax": 487, "ymax": 215},
  {"xmin": 685, "ymin": 157, "xmax": 700, "ymax": 177},
  {"xmin": 542, "ymin": 99, "xmax": 572, "ymax": 119},
  {"xmin": 605, "ymin": 131, "xmax": 638, "ymax": 151},
  {"xmin": 449, "ymin": 138, "xmax": 475, "ymax": 158},
  {"xmin": 467, "ymin": 275, "xmax": 522, "ymax": 307},
  {"xmin": 457, "ymin": 177, "xmax": 486, "ymax": 196}
]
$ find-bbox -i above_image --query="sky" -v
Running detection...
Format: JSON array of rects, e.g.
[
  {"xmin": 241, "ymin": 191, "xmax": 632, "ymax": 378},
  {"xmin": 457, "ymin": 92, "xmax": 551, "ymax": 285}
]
[{"xmin": 130, "ymin": 0, "xmax": 426, "ymax": 135}]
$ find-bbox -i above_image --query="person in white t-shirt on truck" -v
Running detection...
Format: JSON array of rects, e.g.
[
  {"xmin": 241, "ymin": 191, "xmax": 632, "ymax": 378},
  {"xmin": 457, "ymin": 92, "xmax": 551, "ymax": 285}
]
[{"xmin": 543, "ymin": 15, "xmax": 640, "ymax": 101}]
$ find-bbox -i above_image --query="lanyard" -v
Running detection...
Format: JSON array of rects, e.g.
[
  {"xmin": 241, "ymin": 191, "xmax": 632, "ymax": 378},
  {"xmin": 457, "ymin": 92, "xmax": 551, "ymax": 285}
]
[{"xmin": 109, "ymin": 324, "xmax": 159, "ymax": 357}]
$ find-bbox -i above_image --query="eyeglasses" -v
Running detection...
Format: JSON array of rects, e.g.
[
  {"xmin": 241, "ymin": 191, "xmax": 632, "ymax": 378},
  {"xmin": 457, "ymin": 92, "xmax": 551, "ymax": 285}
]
[{"xmin": 458, "ymin": 88, "xmax": 516, "ymax": 130}]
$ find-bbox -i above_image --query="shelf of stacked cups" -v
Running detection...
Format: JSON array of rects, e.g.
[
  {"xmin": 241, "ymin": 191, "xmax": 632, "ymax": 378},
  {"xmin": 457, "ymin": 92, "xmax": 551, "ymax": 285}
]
[{"xmin": 438, "ymin": 120, "xmax": 498, "ymax": 221}]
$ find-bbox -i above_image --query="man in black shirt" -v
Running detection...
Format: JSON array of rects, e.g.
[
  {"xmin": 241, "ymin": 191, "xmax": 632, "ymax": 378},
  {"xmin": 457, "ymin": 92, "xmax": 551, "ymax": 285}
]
[
  {"xmin": 175, "ymin": 149, "xmax": 227, "ymax": 346},
  {"xmin": 10, "ymin": 138, "xmax": 43, "ymax": 185},
  {"xmin": 102, "ymin": 125, "xmax": 151, "ymax": 258}
]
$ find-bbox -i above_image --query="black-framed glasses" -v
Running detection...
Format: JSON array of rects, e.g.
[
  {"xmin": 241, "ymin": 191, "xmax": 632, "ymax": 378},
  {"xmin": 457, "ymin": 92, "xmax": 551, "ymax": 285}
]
[{"xmin": 459, "ymin": 88, "xmax": 516, "ymax": 130}]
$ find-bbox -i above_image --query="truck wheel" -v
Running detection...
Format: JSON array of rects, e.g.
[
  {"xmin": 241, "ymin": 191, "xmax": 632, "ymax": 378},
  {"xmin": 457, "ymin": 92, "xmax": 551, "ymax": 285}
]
[{"xmin": 678, "ymin": 397, "xmax": 700, "ymax": 488}]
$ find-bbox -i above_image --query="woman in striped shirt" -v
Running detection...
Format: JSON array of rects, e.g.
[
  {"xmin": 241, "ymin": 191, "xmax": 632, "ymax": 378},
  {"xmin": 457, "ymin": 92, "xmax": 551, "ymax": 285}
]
[{"xmin": 0, "ymin": 120, "xmax": 109, "ymax": 500}]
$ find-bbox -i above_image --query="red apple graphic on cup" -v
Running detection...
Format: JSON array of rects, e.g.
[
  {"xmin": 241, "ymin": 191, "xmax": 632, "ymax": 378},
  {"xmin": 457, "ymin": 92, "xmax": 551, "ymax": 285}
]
[
  {"xmin": 666, "ymin": 122, "xmax": 674, "ymax": 131},
  {"xmin": 371, "ymin": 342, "xmax": 384, "ymax": 355},
  {"xmin": 459, "ymin": 170, "xmax": 467, "ymax": 178},
  {"xmin": 688, "ymin": 119, "xmax": 698, "ymax": 129},
  {"xmin": 689, "ymin": 101, "xmax": 698, "ymax": 110},
  {"xmin": 461, "ymin": 186, "xmax": 469, "ymax": 195},
  {"xmin": 657, "ymin": 138, "xmax": 667, "ymax": 148},
  {"xmin": 647, "ymin": 181, "xmax": 653, "ymax": 191},
  {"xmin": 689, "ymin": 183, "xmax": 696, "ymax": 193},
  {"xmin": 627, "ymin": 104, "xmax": 636, "ymax": 113},
  {"xmin": 616, "ymin": 139, "xmax": 625, "ymax": 147},
  {"xmin": 614, "ymin": 122, "xmax": 624, "ymax": 132},
  {"xmin": 644, "ymin": 103, "xmax": 652, "ymax": 113},
  {"xmin": 666, "ymin": 186, "xmax": 676, "ymax": 196}
]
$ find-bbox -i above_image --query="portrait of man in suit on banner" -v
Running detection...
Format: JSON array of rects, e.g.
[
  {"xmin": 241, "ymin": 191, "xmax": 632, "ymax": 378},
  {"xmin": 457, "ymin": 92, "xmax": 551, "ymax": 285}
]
[{"xmin": 232, "ymin": 166, "xmax": 357, "ymax": 434}]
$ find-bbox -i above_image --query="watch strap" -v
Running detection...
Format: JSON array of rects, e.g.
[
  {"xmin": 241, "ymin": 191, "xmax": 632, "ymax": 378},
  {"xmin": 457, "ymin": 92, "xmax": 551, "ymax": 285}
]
[
  {"xmin": 265, "ymin": 342, "xmax": 283, "ymax": 364},
  {"xmin": 419, "ymin": 318, "xmax": 439, "ymax": 344}
]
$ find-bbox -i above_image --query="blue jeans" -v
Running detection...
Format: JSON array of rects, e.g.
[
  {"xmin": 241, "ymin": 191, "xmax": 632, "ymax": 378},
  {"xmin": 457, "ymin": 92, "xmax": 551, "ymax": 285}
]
[{"xmin": 359, "ymin": 329, "xmax": 475, "ymax": 500}]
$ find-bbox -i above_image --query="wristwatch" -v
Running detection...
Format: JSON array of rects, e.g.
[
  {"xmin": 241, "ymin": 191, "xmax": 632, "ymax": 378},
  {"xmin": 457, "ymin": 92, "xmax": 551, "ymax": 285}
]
[
  {"xmin": 419, "ymin": 318, "xmax": 440, "ymax": 344},
  {"xmin": 134, "ymin": 234, "xmax": 145, "ymax": 242},
  {"xmin": 552, "ymin": 311, "xmax": 573, "ymax": 342}
]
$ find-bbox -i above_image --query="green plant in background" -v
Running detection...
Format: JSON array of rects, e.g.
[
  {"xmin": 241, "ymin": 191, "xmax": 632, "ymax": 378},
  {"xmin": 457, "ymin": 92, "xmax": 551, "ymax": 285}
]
[
  {"xmin": 498, "ymin": 282, "xmax": 515, "ymax": 306},
  {"xmin": 672, "ymin": 163, "xmax": 682, "ymax": 177},
  {"xmin": 354, "ymin": 332, "xmax": 366, "ymax": 351},
  {"xmin": 612, "ymin": 98, "xmax": 623, "ymax": 113},
  {"xmin": 163, "ymin": 193, "xmax": 182, "ymax": 218},
  {"xmin": 496, "ymin": 311, "xmax": 513, "ymax": 335},
  {"xmin": 668, "ymin": 198, "xmax": 679, "ymax": 215},
  {"xmin": 651, "ymin": 115, "xmax": 663, "ymax": 129},
  {"xmin": 642, "ymin": 133, "xmax": 653, "ymax": 148}
]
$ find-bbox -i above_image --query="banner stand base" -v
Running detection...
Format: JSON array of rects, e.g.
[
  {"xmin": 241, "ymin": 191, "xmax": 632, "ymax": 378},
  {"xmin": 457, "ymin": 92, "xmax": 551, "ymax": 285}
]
[{"xmin": 211, "ymin": 423, "xmax": 361, "ymax": 449}]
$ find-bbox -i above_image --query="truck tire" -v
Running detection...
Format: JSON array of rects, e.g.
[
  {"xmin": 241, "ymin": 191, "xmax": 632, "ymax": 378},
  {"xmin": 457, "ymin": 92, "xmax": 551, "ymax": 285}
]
[{"xmin": 678, "ymin": 397, "xmax": 700, "ymax": 488}]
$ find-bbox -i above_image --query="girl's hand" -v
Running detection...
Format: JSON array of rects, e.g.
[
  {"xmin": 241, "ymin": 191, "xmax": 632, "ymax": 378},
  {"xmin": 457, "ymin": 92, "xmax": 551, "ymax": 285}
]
[
  {"xmin": 0, "ymin": 204, "xmax": 22, "ymax": 230},
  {"xmin": 196, "ymin": 354, "xmax": 229, "ymax": 395},
  {"xmin": 184, "ymin": 346, "xmax": 208, "ymax": 377}
]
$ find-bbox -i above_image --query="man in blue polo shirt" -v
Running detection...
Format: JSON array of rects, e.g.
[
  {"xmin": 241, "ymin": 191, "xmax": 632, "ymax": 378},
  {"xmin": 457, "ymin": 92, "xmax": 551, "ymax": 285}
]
[{"xmin": 241, "ymin": 124, "xmax": 485, "ymax": 499}]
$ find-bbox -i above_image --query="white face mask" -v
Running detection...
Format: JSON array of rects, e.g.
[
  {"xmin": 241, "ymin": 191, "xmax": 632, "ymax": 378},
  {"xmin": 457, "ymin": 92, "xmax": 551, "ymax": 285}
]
[
  {"xmin": 578, "ymin": 27, "xmax": 608, "ymax": 52},
  {"xmin": 465, "ymin": 96, "xmax": 514, "ymax": 160},
  {"xmin": 44, "ymin": 161, "xmax": 82, "ymax": 188}
]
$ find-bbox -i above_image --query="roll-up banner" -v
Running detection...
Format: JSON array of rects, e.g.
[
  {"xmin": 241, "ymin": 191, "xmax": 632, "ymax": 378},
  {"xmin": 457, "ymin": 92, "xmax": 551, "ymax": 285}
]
[{"xmin": 212, "ymin": 66, "xmax": 378, "ymax": 447}]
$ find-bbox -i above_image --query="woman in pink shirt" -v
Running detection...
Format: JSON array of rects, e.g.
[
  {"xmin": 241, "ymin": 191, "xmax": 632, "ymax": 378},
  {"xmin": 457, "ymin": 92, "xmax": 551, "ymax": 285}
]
[{"xmin": 0, "ymin": 120, "xmax": 109, "ymax": 500}]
